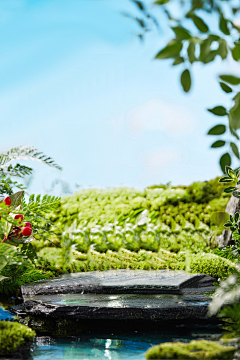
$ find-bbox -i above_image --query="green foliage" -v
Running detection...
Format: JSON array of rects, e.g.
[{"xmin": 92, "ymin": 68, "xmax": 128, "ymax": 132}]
[
  {"xmin": 0, "ymin": 146, "xmax": 61, "ymax": 197},
  {"xmin": 126, "ymin": 0, "xmax": 240, "ymax": 172},
  {"xmin": 214, "ymin": 245, "xmax": 240, "ymax": 262},
  {"xmin": 145, "ymin": 340, "xmax": 235, "ymax": 359},
  {"xmin": 51, "ymin": 177, "xmax": 229, "ymax": 232},
  {"xmin": 0, "ymin": 146, "xmax": 62, "ymax": 295},
  {"xmin": 0, "ymin": 320, "xmax": 35, "ymax": 355},
  {"xmin": 208, "ymin": 272, "xmax": 240, "ymax": 336},
  {"xmin": 190, "ymin": 253, "xmax": 236, "ymax": 279},
  {"xmin": 0, "ymin": 243, "xmax": 53, "ymax": 294},
  {"xmin": 36, "ymin": 246, "xmax": 235, "ymax": 279},
  {"xmin": 220, "ymin": 303, "xmax": 240, "ymax": 337}
]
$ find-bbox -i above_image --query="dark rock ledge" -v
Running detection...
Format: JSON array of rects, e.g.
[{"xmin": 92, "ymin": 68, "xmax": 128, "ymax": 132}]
[{"xmin": 10, "ymin": 270, "xmax": 217, "ymax": 326}]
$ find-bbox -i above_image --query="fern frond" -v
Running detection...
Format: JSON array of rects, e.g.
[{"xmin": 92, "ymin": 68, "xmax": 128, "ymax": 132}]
[
  {"xmin": 0, "ymin": 164, "xmax": 32, "ymax": 177},
  {"xmin": 0, "ymin": 146, "xmax": 62, "ymax": 171}
]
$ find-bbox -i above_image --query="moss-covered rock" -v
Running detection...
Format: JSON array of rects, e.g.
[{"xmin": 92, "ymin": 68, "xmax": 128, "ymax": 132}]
[
  {"xmin": 0, "ymin": 321, "xmax": 35, "ymax": 357},
  {"xmin": 145, "ymin": 340, "xmax": 235, "ymax": 359},
  {"xmin": 190, "ymin": 253, "xmax": 236, "ymax": 279}
]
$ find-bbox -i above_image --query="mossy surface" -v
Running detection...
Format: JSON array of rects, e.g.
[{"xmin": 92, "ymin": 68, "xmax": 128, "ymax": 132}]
[
  {"xmin": 145, "ymin": 340, "xmax": 235, "ymax": 359},
  {"xmin": 36, "ymin": 247, "xmax": 235, "ymax": 279},
  {"xmin": 43, "ymin": 177, "xmax": 230, "ymax": 255},
  {"xmin": 0, "ymin": 321, "xmax": 35, "ymax": 355}
]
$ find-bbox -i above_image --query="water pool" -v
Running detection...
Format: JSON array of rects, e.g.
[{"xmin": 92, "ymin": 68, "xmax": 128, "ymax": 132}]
[
  {"xmin": 0, "ymin": 306, "xmax": 222, "ymax": 359},
  {"xmin": 30, "ymin": 324, "xmax": 221, "ymax": 360}
]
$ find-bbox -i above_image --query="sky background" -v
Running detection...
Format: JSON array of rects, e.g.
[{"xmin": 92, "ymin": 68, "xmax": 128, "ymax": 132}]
[{"xmin": 0, "ymin": 0, "xmax": 240, "ymax": 196}]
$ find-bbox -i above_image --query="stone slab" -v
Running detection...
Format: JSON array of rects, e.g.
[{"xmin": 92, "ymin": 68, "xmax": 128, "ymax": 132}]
[
  {"xmin": 21, "ymin": 289, "xmax": 213, "ymax": 321},
  {"xmin": 21, "ymin": 269, "xmax": 216, "ymax": 297}
]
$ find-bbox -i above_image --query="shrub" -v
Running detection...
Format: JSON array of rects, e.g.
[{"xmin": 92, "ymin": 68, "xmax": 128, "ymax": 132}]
[
  {"xmin": 0, "ymin": 321, "xmax": 35, "ymax": 355},
  {"xmin": 145, "ymin": 340, "xmax": 235, "ymax": 359},
  {"xmin": 190, "ymin": 253, "xmax": 236, "ymax": 279}
]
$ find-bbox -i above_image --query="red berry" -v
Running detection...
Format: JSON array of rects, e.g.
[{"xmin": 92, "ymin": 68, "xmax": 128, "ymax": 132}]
[
  {"xmin": 3, "ymin": 197, "xmax": 11, "ymax": 206},
  {"xmin": 22, "ymin": 227, "xmax": 32, "ymax": 237},
  {"xmin": 25, "ymin": 222, "xmax": 32, "ymax": 228},
  {"xmin": 15, "ymin": 214, "xmax": 23, "ymax": 223}
]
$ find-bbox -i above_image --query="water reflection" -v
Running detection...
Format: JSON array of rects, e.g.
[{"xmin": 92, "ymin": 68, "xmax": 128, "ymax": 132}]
[
  {"xmin": 31, "ymin": 325, "xmax": 221, "ymax": 360},
  {"xmin": 33, "ymin": 337, "xmax": 147, "ymax": 360}
]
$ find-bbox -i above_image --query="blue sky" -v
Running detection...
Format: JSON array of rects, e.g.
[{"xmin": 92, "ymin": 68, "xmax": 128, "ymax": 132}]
[{"xmin": 0, "ymin": 0, "xmax": 239, "ymax": 196}]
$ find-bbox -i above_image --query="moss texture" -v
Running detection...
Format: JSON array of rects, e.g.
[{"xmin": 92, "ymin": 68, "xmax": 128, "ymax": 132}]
[
  {"xmin": 36, "ymin": 247, "xmax": 235, "ymax": 279},
  {"xmin": 0, "ymin": 321, "xmax": 35, "ymax": 355},
  {"xmin": 48, "ymin": 177, "xmax": 230, "ymax": 238},
  {"xmin": 145, "ymin": 340, "xmax": 235, "ymax": 359}
]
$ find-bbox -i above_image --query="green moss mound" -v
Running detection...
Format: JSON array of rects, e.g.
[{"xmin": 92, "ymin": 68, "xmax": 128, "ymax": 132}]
[
  {"xmin": 36, "ymin": 247, "xmax": 236, "ymax": 279},
  {"xmin": 145, "ymin": 340, "xmax": 235, "ymax": 359},
  {"xmin": 190, "ymin": 253, "xmax": 236, "ymax": 279},
  {"xmin": 0, "ymin": 321, "xmax": 35, "ymax": 355}
]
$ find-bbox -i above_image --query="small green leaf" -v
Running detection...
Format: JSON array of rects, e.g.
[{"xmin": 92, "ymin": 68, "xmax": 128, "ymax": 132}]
[
  {"xmin": 220, "ymin": 153, "xmax": 231, "ymax": 173},
  {"xmin": 191, "ymin": 14, "xmax": 209, "ymax": 33},
  {"xmin": 219, "ymin": 82, "xmax": 232, "ymax": 93},
  {"xmin": 232, "ymin": 44, "xmax": 240, "ymax": 61},
  {"xmin": 172, "ymin": 26, "xmax": 191, "ymax": 40},
  {"xmin": 230, "ymin": 126, "xmax": 240, "ymax": 140},
  {"xmin": 225, "ymin": 165, "xmax": 236, "ymax": 178},
  {"xmin": 207, "ymin": 125, "xmax": 226, "ymax": 135},
  {"xmin": 223, "ymin": 186, "xmax": 236, "ymax": 193},
  {"xmin": 0, "ymin": 256, "xmax": 7, "ymax": 271},
  {"xmin": 235, "ymin": 212, "xmax": 239, "ymax": 222},
  {"xmin": 9, "ymin": 191, "xmax": 24, "ymax": 209},
  {"xmin": 173, "ymin": 57, "xmax": 184, "ymax": 65},
  {"xmin": 231, "ymin": 142, "xmax": 240, "ymax": 159},
  {"xmin": 187, "ymin": 41, "xmax": 196, "ymax": 63},
  {"xmin": 155, "ymin": 41, "xmax": 182, "ymax": 59},
  {"xmin": 219, "ymin": 176, "xmax": 233, "ymax": 183},
  {"xmin": 224, "ymin": 223, "xmax": 232, "ymax": 227},
  {"xmin": 136, "ymin": 18, "xmax": 145, "ymax": 28},
  {"xmin": 210, "ymin": 211, "xmax": 229, "ymax": 227},
  {"xmin": 207, "ymin": 106, "xmax": 228, "ymax": 116},
  {"xmin": 211, "ymin": 140, "xmax": 225, "ymax": 148},
  {"xmin": 132, "ymin": 1, "xmax": 145, "ymax": 11},
  {"xmin": 218, "ymin": 39, "xmax": 228, "ymax": 60},
  {"xmin": 232, "ymin": 190, "xmax": 240, "ymax": 199},
  {"xmin": 180, "ymin": 69, "xmax": 191, "ymax": 92},
  {"xmin": 229, "ymin": 93, "xmax": 240, "ymax": 130},
  {"xmin": 219, "ymin": 75, "xmax": 240, "ymax": 85},
  {"xmin": 154, "ymin": 0, "xmax": 169, "ymax": 3},
  {"xmin": 219, "ymin": 13, "xmax": 230, "ymax": 35},
  {"xmin": 0, "ymin": 275, "xmax": 9, "ymax": 282}
]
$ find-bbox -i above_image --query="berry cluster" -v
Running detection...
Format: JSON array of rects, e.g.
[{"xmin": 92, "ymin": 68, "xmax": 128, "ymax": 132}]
[{"xmin": 1, "ymin": 196, "xmax": 32, "ymax": 243}]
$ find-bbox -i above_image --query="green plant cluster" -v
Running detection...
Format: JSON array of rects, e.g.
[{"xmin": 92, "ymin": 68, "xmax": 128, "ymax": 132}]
[
  {"xmin": 51, "ymin": 177, "xmax": 229, "ymax": 228},
  {"xmin": 0, "ymin": 146, "xmax": 62, "ymax": 295},
  {"xmin": 128, "ymin": 0, "xmax": 240, "ymax": 173},
  {"xmin": 45, "ymin": 177, "xmax": 230, "ymax": 255},
  {"xmin": 0, "ymin": 243, "xmax": 53, "ymax": 294},
  {"xmin": 36, "ymin": 247, "xmax": 235, "ymax": 279},
  {"xmin": 144, "ymin": 340, "xmax": 235, "ymax": 360},
  {"xmin": 0, "ymin": 320, "xmax": 35, "ymax": 355}
]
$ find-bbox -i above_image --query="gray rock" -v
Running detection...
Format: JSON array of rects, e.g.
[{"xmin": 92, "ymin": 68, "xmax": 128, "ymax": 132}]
[
  {"xmin": 17, "ymin": 270, "xmax": 217, "ymax": 323},
  {"xmin": 21, "ymin": 291, "xmax": 212, "ymax": 321},
  {"xmin": 21, "ymin": 269, "xmax": 216, "ymax": 297}
]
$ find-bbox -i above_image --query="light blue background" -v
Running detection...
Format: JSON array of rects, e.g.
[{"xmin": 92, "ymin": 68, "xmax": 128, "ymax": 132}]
[{"xmin": 0, "ymin": 0, "xmax": 238, "ymax": 196}]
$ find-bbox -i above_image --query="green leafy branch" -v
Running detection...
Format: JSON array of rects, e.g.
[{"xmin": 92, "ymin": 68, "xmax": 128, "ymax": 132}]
[
  {"xmin": 126, "ymin": 0, "xmax": 240, "ymax": 172},
  {"xmin": 0, "ymin": 146, "xmax": 62, "ymax": 197}
]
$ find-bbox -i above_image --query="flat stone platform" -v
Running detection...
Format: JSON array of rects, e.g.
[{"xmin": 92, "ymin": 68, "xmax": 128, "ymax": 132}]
[
  {"xmin": 21, "ymin": 269, "xmax": 216, "ymax": 296},
  {"xmin": 16, "ymin": 270, "xmax": 217, "ymax": 322}
]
